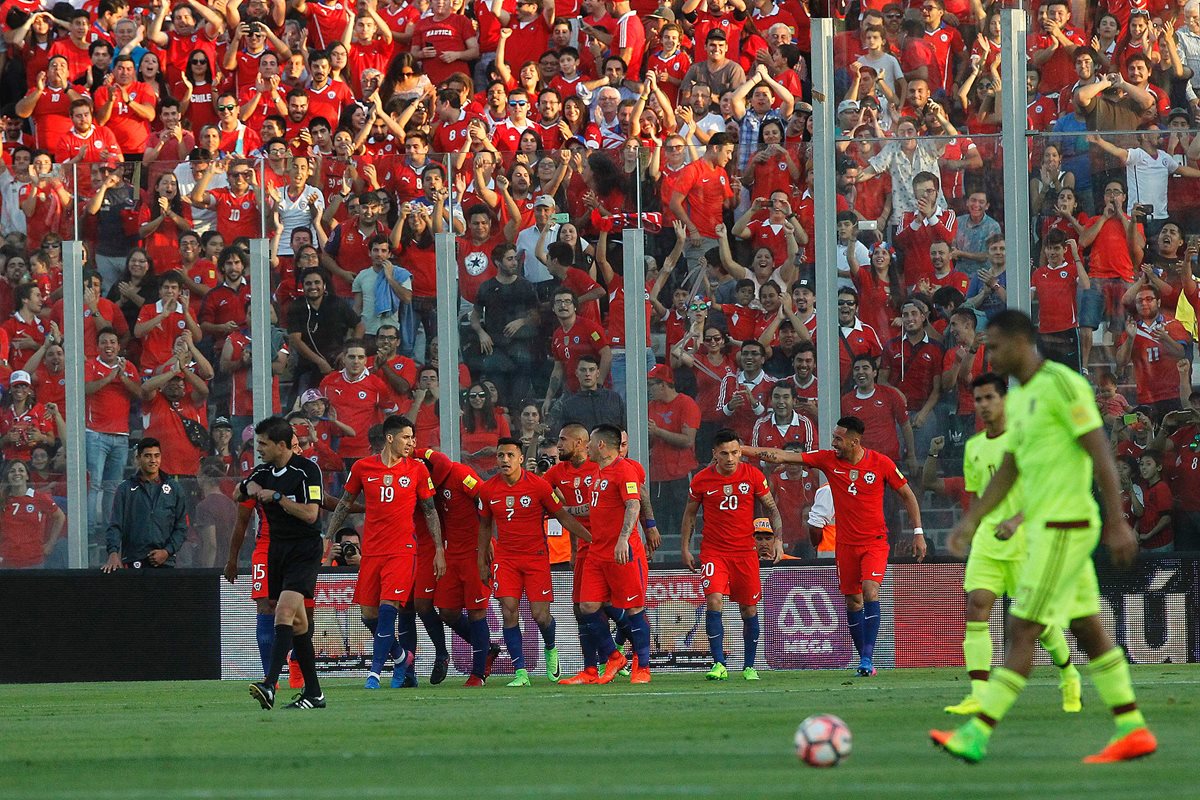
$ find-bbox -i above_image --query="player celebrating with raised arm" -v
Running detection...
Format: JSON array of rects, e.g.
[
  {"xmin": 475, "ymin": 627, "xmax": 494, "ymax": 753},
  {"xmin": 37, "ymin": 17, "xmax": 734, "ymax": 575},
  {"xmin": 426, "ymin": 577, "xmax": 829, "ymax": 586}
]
[
  {"xmin": 579, "ymin": 424, "xmax": 654, "ymax": 685},
  {"xmin": 239, "ymin": 416, "xmax": 327, "ymax": 711},
  {"xmin": 681, "ymin": 429, "xmax": 784, "ymax": 682},
  {"xmin": 326, "ymin": 414, "xmax": 444, "ymax": 691},
  {"xmin": 943, "ymin": 373, "xmax": 1082, "ymax": 716},
  {"xmin": 760, "ymin": 416, "xmax": 926, "ymax": 677},
  {"xmin": 932, "ymin": 311, "xmax": 1156, "ymax": 765},
  {"xmin": 478, "ymin": 437, "xmax": 592, "ymax": 687}
]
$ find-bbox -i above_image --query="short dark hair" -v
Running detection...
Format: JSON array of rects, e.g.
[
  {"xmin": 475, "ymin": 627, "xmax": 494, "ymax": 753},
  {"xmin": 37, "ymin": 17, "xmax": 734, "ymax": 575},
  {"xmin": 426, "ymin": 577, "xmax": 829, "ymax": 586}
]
[
  {"xmin": 986, "ymin": 309, "xmax": 1038, "ymax": 344},
  {"xmin": 136, "ymin": 437, "xmax": 161, "ymax": 454},
  {"xmin": 851, "ymin": 354, "xmax": 878, "ymax": 370},
  {"xmin": 496, "ymin": 436, "xmax": 524, "ymax": 450},
  {"xmin": 546, "ymin": 241, "xmax": 574, "ymax": 266},
  {"xmin": 590, "ymin": 424, "xmax": 623, "ymax": 449},
  {"xmin": 951, "ymin": 307, "xmax": 978, "ymax": 329},
  {"xmin": 381, "ymin": 414, "xmax": 414, "ymax": 437},
  {"xmin": 836, "ymin": 416, "xmax": 865, "ymax": 436},
  {"xmin": 971, "ymin": 371, "xmax": 1007, "ymax": 396},
  {"xmin": 255, "ymin": 416, "xmax": 294, "ymax": 444},
  {"xmin": 713, "ymin": 428, "xmax": 742, "ymax": 447}
]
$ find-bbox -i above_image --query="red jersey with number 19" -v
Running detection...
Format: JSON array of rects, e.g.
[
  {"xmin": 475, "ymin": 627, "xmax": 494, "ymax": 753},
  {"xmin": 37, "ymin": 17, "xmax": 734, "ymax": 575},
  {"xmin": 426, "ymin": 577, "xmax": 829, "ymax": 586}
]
[
  {"xmin": 688, "ymin": 462, "xmax": 769, "ymax": 555},
  {"xmin": 343, "ymin": 455, "xmax": 434, "ymax": 557},
  {"xmin": 479, "ymin": 470, "xmax": 562, "ymax": 559},
  {"xmin": 804, "ymin": 449, "xmax": 906, "ymax": 545},
  {"xmin": 587, "ymin": 459, "xmax": 641, "ymax": 562}
]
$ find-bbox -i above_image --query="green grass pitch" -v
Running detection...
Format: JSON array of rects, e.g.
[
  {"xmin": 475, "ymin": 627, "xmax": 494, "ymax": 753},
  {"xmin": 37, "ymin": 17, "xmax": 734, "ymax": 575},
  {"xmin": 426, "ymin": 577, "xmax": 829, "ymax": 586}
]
[{"xmin": 1, "ymin": 666, "xmax": 1193, "ymax": 800}]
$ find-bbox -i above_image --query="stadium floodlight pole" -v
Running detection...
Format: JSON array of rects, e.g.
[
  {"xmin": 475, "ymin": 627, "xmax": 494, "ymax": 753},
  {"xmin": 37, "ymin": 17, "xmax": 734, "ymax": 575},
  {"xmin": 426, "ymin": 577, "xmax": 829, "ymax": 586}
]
[
  {"xmin": 623, "ymin": 219, "xmax": 649, "ymax": 466},
  {"xmin": 1000, "ymin": 7, "xmax": 1031, "ymax": 314},
  {"xmin": 63, "ymin": 239, "xmax": 87, "ymax": 569},
  {"xmin": 249, "ymin": 238, "xmax": 272, "ymax": 424},
  {"xmin": 435, "ymin": 229, "xmax": 461, "ymax": 459},
  {"xmin": 811, "ymin": 15, "xmax": 838, "ymax": 449}
]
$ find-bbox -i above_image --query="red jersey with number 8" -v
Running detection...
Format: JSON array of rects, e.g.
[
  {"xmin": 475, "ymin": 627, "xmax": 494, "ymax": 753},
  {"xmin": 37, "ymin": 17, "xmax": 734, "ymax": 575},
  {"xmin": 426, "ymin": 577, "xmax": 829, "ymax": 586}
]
[
  {"xmin": 343, "ymin": 455, "xmax": 434, "ymax": 557},
  {"xmin": 804, "ymin": 449, "xmax": 907, "ymax": 545},
  {"xmin": 689, "ymin": 462, "xmax": 769, "ymax": 555}
]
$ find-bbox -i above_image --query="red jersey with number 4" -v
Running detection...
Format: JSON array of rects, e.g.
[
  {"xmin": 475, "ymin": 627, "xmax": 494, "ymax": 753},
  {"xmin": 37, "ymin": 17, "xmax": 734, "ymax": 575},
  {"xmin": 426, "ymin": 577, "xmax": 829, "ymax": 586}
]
[
  {"xmin": 688, "ymin": 462, "xmax": 769, "ymax": 555},
  {"xmin": 804, "ymin": 448, "xmax": 906, "ymax": 545},
  {"xmin": 343, "ymin": 454, "xmax": 434, "ymax": 557},
  {"xmin": 479, "ymin": 470, "xmax": 562, "ymax": 559},
  {"xmin": 586, "ymin": 458, "xmax": 641, "ymax": 562}
]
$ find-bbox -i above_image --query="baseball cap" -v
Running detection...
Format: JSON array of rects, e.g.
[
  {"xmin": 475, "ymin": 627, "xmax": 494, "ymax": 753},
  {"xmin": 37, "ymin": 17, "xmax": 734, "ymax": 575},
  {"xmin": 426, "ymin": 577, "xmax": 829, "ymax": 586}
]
[
  {"xmin": 794, "ymin": 278, "xmax": 814, "ymax": 292},
  {"xmin": 647, "ymin": 364, "xmax": 674, "ymax": 385},
  {"xmin": 753, "ymin": 517, "xmax": 774, "ymax": 535},
  {"xmin": 533, "ymin": 195, "xmax": 556, "ymax": 209},
  {"xmin": 837, "ymin": 100, "xmax": 860, "ymax": 115},
  {"xmin": 647, "ymin": 6, "xmax": 675, "ymax": 21},
  {"xmin": 1168, "ymin": 107, "xmax": 1192, "ymax": 123},
  {"xmin": 793, "ymin": 101, "xmax": 813, "ymax": 115},
  {"xmin": 9, "ymin": 370, "xmax": 31, "ymax": 386},
  {"xmin": 212, "ymin": 416, "xmax": 233, "ymax": 430},
  {"xmin": 300, "ymin": 388, "xmax": 326, "ymax": 404},
  {"xmin": 706, "ymin": 29, "xmax": 727, "ymax": 41}
]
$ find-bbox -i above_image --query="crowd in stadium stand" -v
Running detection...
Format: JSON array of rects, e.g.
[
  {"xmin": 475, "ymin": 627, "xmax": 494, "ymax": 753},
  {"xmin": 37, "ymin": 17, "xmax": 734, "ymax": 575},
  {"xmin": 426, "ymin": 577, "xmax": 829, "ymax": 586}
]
[{"xmin": 0, "ymin": 0, "xmax": 1195, "ymax": 570}]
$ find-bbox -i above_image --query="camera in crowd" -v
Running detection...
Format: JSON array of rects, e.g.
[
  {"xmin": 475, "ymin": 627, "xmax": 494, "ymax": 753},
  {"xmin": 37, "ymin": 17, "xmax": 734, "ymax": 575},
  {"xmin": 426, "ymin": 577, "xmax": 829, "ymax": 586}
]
[{"xmin": 330, "ymin": 527, "xmax": 361, "ymax": 568}]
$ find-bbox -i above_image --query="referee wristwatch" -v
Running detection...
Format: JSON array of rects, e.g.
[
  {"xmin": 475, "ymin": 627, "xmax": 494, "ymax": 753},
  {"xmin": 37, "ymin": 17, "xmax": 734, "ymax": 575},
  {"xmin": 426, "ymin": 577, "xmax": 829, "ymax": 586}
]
[{"xmin": 272, "ymin": 491, "xmax": 282, "ymax": 503}]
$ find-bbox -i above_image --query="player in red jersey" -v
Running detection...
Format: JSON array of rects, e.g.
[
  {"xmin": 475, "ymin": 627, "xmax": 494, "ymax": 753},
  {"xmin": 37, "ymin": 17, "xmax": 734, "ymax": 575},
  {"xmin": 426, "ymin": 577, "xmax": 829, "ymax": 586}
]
[
  {"xmin": 478, "ymin": 437, "xmax": 590, "ymax": 686},
  {"xmin": 760, "ymin": 416, "xmax": 925, "ymax": 677},
  {"xmin": 681, "ymin": 429, "xmax": 784, "ymax": 682},
  {"xmin": 327, "ymin": 414, "xmax": 442, "ymax": 690},
  {"xmin": 578, "ymin": 424, "xmax": 654, "ymax": 684},
  {"xmin": 418, "ymin": 448, "xmax": 499, "ymax": 686},
  {"xmin": 544, "ymin": 423, "xmax": 603, "ymax": 684}
]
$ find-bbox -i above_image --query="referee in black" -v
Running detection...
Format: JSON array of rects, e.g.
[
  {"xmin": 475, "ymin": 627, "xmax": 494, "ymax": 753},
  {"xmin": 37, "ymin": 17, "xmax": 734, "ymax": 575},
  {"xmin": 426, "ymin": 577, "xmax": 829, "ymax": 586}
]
[{"xmin": 236, "ymin": 416, "xmax": 327, "ymax": 710}]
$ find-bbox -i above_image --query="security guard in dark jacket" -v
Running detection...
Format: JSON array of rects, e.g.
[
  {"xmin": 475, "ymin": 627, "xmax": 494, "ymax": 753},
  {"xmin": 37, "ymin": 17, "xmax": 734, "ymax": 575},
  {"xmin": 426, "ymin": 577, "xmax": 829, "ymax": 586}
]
[{"xmin": 102, "ymin": 438, "xmax": 190, "ymax": 571}]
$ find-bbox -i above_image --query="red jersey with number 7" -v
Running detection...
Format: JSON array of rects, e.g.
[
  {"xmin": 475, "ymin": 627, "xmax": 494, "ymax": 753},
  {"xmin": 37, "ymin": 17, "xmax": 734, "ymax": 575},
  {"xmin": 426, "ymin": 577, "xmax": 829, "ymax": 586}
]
[
  {"xmin": 688, "ymin": 462, "xmax": 769, "ymax": 555},
  {"xmin": 803, "ymin": 449, "xmax": 906, "ymax": 545},
  {"xmin": 478, "ymin": 470, "xmax": 562, "ymax": 559},
  {"xmin": 343, "ymin": 455, "xmax": 434, "ymax": 557}
]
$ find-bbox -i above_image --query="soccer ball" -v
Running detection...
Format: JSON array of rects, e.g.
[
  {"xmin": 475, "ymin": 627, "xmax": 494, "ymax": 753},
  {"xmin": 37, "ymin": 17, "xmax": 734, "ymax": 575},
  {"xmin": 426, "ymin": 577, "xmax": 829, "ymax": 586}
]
[{"xmin": 794, "ymin": 714, "xmax": 852, "ymax": 767}]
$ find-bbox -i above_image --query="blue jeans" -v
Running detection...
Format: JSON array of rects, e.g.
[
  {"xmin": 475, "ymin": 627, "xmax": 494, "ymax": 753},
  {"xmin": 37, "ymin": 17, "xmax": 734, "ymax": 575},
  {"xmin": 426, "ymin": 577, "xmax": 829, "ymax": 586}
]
[
  {"xmin": 610, "ymin": 348, "xmax": 656, "ymax": 403},
  {"xmin": 86, "ymin": 430, "xmax": 129, "ymax": 538}
]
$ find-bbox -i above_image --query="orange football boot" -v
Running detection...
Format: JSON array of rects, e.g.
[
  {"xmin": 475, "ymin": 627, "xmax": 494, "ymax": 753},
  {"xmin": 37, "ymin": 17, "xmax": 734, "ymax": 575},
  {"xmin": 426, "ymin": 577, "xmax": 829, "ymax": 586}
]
[
  {"xmin": 1083, "ymin": 728, "xmax": 1157, "ymax": 763},
  {"xmin": 595, "ymin": 650, "xmax": 628, "ymax": 684},
  {"xmin": 560, "ymin": 667, "xmax": 600, "ymax": 685}
]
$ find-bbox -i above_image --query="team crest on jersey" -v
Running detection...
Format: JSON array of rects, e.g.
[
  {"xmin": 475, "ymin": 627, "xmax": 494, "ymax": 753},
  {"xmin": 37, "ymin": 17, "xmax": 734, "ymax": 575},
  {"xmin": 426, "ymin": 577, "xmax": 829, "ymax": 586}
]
[
  {"xmin": 384, "ymin": 474, "xmax": 393, "ymax": 486},
  {"xmin": 358, "ymin": 391, "xmax": 367, "ymax": 399},
  {"xmin": 399, "ymin": 476, "xmax": 411, "ymax": 487},
  {"xmin": 505, "ymin": 496, "xmax": 515, "ymax": 508},
  {"xmin": 600, "ymin": 479, "xmax": 609, "ymax": 490},
  {"xmin": 864, "ymin": 472, "xmax": 876, "ymax": 484},
  {"xmin": 723, "ymin": 485, "xmax": 732, "ymax": 495},
  {"xmin": 25, "ymin": 504, "xmax": 33, "ymax": 513},
  {"xmin": 849, "ymin": 470, "xmax": 859, "ymax": 481},
  {"xmin": 464, "ymin": 252, "xmax": 488, "ymax": 275},
  {"xmin": 520, "ymin": 496, "xmax": 531, "ymax": 507},
  {"xmin": 738, "ymin": 482, "xmax": 750, "ymax": 493}
]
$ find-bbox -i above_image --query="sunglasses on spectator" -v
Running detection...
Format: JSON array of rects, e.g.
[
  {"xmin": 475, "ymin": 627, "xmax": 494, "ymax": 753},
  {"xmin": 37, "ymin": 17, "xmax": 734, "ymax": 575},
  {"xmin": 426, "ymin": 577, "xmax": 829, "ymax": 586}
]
[
  {"xmin": 190, "ymin": 58, "xmax": 208, "ymax": 64},
  {"xmin": 231, "ymin": 170, "xmax": 252, "ymax": 178},
  {"xmin": 508, "ymin": 99, "xmax": 528, "ymax": 107},
  {"xmin": 838, "ymin": 299, "xmax": 857, "ymax": 306},
  {"xmin": 468, "ymin": 391, "xmax": 487, "ymax": 398},
  {"xmin": 217, "ymin": 104, "xmax": 236, "ymax": 111}
]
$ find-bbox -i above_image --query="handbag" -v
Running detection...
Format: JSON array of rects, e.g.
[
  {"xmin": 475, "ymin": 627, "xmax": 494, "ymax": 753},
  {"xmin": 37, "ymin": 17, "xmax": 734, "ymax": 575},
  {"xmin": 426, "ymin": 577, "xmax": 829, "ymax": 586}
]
[{"xmin": 174, "ymin": 408, "xmax": 210, "ymax": 449}]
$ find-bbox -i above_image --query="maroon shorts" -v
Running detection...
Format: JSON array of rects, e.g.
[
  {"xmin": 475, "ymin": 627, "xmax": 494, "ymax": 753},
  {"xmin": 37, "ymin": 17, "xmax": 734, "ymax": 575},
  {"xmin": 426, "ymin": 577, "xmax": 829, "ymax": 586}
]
[
  {"xmin": 354, "ymin": 552, "xmax": 416, "ymax": 607},
  {"xmin": 435, "ymin": 554, "xmax": 491, "ymax": 611},
  {"xmin": 492, "ymin": 556, "xmax": 553, "ymax": 602},
  {"xmin": 578, "ymin": 552, "xmax": 648, "ymax": 608},
  {"xmin": 700, "ymin": 550, "xmax": 762, "ymax": 606},
  {"xmin": 835, "ymin": 539, "xmax": 890, "ymax": 596}
]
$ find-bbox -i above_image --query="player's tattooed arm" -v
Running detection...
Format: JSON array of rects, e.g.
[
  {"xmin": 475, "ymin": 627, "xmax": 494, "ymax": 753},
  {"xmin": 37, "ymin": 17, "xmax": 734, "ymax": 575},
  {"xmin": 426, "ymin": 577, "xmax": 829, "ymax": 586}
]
[
  {"xmin": 324, "ymin": 492, "xmax": 359, "ymax": 541},
  {"xmin": 420, "ymin": 496, "xmax": 446, "ymax": 579},
  {"xmin": 615, "ymin": 499, "xmax": 641, "ymax": 564},
  {"xmin": 637, "ymin": 483, "xmax": 661, "ymax": 556},
  {"xmin": 758, "ymin": 491, "xmax": 785, "ymax": 564},
  {"xmin": 679, "ymin": 498, "xmax": 701, "ymax": 572}
]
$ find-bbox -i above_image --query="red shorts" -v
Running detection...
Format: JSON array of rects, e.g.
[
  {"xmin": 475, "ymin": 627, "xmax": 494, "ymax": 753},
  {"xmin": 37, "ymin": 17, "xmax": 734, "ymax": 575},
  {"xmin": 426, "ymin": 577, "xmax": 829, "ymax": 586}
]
[
  {"xmin": 435, "ymin": 554, "xmax": 491, "ymax": 611},
  {"xmin": 354, "ymin": 552, "xmax": 416, "ymax": 607},
  {"xmin": 572, "ymin": 546, "xmax": 590, "ymax": 603},
  {"xmin": 578, "ymin": 553, "xmax": 648, "ymax": 608},
  {"xmin": 251, "ymin": 540, "xmax": 314, "ymax": 608},
  {"xmin": 492, "ymin": 556, "xmax": 553, "ymax": 602},
  {"xmin": 414, "ymin": 542, "xmax": 438, "ymax": 601},
  {"xmin": 835, "ymin": 539, "xmax": 890, "ymax": 595},
  {"xmin": 700, "ymin": 550, "xmax": 762, "ymax": 606}
]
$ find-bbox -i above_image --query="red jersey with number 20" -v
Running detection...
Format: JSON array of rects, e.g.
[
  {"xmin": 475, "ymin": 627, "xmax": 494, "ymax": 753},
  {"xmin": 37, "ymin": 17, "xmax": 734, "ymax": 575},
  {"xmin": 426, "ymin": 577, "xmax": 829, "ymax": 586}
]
[
  {"xmin": 479, "ymin": 470, "xmax": 562, "ymax": 559},
  {"xmin": 343, "ymin": 455, "xmax": 434, "ymax": 557},
  {"xmin": 689, "ymin": 462, "xmax": 769, "ymax": 555},
  {"xmin": 804, "ymin": 449, "xmax": 906, "ymax": 545},
  {"xmin": 587, "ymin": 458, "xmax": 641, "ymax": 562}
]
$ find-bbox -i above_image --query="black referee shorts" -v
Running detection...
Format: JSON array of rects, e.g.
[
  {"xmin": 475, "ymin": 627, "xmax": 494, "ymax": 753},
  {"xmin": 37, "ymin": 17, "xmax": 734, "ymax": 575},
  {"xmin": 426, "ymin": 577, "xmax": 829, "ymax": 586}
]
[{"xmin": 267, "ymin": 538, "xmax": 323, "ymax": 600}]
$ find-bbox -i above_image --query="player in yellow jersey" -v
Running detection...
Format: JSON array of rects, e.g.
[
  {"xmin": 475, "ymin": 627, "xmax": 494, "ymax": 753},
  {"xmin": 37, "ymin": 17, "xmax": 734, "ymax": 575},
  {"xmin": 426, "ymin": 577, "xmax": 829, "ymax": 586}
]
[
  {"xmin": 942, "ymin": 373, "xmax": 1082, "ymax": 716},
  {"xmin": 932, "ymin": 311, "xmax": 1156, "ymax": 765}
]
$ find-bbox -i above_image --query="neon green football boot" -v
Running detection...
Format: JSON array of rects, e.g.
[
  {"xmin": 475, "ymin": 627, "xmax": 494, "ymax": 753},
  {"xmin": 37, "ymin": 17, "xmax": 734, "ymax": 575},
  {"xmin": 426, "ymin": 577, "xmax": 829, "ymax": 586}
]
[
  {"xmin": 705, "ymin": 662, "xmax": 729, "ymax": 681},
  {"xmin": 506, "ymin": 668, "xmax": 531, "ymax": 687}
]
